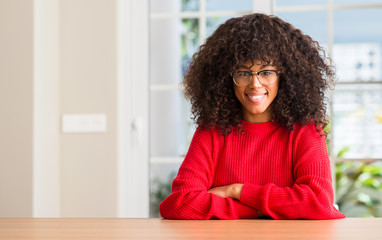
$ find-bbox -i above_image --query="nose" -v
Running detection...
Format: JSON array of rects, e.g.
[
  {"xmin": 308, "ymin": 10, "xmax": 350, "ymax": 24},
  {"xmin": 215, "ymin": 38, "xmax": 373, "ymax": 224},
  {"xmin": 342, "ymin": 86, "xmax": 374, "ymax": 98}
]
[{"xmin": 249, "ymin": 74, "xmax": 263, "ymax": 88}]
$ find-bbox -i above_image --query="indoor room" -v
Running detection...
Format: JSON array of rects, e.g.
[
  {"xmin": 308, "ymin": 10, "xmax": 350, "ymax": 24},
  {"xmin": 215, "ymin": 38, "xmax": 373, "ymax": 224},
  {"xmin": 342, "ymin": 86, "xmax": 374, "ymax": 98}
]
[{"xmin": 0, "ymin": 0, "xmax": 381, "ymax": 239}]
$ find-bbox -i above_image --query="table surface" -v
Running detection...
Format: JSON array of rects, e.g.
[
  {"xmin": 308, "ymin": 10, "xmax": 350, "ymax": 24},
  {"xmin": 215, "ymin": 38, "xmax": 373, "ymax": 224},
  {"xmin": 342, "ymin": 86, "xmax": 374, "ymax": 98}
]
[{"xmin": 0, "ymin": 218, "xmax": 381, "ymax": 240}]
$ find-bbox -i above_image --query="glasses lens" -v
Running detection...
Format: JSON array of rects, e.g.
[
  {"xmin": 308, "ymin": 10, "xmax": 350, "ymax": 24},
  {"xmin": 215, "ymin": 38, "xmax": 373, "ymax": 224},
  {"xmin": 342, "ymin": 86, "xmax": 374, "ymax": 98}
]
[
  {"xmin": 233, "ymin": 72, "xmax": 251, "ymax": 86},
  {"xmin": 258, "ymin": 71, "xmax": 277, "ymax": 85}
]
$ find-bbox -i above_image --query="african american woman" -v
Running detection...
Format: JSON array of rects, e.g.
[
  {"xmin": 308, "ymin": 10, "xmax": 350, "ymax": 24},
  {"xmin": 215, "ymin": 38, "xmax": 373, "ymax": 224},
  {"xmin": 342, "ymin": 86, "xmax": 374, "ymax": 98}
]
[{"xmin": 159, "ymin": 13, "xmax": 346, "ymax": 220}]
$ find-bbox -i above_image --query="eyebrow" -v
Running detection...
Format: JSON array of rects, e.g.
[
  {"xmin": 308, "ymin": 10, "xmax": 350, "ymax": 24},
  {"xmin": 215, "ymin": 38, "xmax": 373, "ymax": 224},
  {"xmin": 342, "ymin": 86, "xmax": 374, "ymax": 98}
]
[{"xmin": 235, "ymin": 63, "xmax": 275, "ymax": 70}]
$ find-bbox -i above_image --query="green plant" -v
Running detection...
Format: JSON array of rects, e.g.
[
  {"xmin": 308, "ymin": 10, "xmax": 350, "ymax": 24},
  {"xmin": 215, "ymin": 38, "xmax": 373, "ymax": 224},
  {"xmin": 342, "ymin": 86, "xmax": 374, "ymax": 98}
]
[
  {"xmin": 150, "ymin": 172, "xmax": 177, "ymax": 217},
  {"xmin": 326, "ymin": 120, "xmax": 382, "ymax": 217},
  {"xmin": 325, "ymin": 119, "xmax": 382, "ymax": 217},
  {"xmin": 336, "ymin": 161, "xmax": 382, "ymax": 217}
]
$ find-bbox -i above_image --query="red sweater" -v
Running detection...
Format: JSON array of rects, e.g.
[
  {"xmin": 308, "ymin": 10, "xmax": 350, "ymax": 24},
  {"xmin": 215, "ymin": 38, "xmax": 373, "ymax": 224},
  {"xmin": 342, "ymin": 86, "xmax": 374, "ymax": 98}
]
[{"xmin": 159, "ymin": 120, "xmax": 346, "ymax": 220}]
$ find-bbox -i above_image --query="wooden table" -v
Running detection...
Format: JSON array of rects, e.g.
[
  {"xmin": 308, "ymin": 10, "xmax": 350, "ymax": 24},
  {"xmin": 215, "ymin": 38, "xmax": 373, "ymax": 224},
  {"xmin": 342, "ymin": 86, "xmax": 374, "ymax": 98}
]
[{"xmin": 0, "ymin": 218, "xmax": 380, "ymax": 240}]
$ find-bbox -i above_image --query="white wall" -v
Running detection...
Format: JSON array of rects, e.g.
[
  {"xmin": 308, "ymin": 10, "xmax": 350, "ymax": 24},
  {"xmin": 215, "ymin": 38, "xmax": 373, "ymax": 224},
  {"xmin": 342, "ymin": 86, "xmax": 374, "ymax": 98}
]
[
  {"xmin": 33, "ymin": 0, "xmax": 61, "ymax": 218},
  {"xmin": 0, "ymin": 0, "xmax": 149, "ymax": 218},
  {"xmin": 0, "ymin": 0, "xmax": 34, "ymax": 217},
  {"xmin": 59, "ymin": 0, "xmax": 119, "ymax": 218}
]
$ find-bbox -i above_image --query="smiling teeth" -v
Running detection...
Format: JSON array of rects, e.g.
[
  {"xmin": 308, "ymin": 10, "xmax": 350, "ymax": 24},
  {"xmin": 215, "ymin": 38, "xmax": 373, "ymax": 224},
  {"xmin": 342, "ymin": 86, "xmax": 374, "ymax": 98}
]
[{"xmin": 248, "ymin": 95, "xmax": 263, "ymax": 100}]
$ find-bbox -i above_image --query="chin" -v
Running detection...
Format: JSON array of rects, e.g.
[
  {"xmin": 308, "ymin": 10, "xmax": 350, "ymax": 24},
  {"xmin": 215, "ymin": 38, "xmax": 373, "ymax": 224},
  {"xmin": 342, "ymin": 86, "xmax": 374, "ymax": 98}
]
[{"xmin": 248, "ymin": 108, "xmax": 266, "ymax": 115}]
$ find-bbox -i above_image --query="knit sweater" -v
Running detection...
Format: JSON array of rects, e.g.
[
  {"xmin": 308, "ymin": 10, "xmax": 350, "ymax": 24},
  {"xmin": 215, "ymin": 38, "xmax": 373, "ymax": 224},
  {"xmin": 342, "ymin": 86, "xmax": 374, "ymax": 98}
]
[{"xmin": 159, "ymin": 120, "xmax": 346, "ymax": 220}]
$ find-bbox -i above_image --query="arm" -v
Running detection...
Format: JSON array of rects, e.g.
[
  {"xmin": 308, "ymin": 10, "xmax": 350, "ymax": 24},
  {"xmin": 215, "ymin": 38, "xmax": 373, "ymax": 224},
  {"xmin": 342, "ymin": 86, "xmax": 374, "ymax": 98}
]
[
  {"xmin": 238, "ymin": 124, "xmax": 345, "ymax": 220},
  {"xmin": 159, "ymin": 128, "xmax": 259, "ymax": 220}
]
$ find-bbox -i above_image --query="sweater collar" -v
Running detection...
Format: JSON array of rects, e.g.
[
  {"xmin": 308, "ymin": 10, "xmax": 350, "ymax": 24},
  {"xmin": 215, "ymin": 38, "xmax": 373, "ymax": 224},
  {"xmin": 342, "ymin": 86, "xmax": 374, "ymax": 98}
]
[{"xmin": 240, "ymin": 119, "xmax": 280, "ymax": 134}]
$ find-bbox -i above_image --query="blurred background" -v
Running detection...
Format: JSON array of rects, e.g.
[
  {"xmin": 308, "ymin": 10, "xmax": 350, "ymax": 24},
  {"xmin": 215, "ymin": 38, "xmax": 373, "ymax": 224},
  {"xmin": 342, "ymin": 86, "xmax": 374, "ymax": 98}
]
[{"xmin": 1, "ymin": 0, "xmax": 381, "ymax": 218}]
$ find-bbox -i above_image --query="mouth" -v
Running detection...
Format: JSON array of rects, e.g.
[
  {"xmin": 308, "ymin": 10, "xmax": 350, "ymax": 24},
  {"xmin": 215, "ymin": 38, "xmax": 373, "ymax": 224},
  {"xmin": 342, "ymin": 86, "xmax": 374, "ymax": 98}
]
[{"xmin": 246, "ymin": 93, "xmax": 267, "ymax": 103}]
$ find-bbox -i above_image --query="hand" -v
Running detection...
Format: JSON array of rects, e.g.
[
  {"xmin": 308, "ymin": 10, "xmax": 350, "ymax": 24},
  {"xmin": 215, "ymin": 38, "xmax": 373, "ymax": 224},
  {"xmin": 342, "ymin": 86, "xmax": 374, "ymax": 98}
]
[{"xmin": 207, "ymin": 184, "xmax": 244, "ymax": 200}]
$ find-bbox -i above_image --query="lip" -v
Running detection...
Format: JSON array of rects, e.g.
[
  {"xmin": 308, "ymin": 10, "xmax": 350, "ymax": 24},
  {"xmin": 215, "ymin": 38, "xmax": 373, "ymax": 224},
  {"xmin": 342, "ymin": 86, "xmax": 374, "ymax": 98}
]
[{"xmin": 246, "ymin": 93, "xmax": 267, "ymax": 103}]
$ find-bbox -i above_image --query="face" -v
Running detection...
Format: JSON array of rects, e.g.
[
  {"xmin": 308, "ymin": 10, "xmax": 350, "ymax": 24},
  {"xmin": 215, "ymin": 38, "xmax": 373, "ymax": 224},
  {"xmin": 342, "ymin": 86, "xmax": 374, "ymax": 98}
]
[{"xmin": 233, "ymin": 60, "xmax": 279, "ymax": 123}]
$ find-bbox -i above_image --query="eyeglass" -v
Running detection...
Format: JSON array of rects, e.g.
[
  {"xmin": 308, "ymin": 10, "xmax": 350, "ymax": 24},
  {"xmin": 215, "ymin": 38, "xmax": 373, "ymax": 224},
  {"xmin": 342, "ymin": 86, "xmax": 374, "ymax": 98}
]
[{"xmin": 231, "ymin": 70, "xmax": 280, "ymax": 86}]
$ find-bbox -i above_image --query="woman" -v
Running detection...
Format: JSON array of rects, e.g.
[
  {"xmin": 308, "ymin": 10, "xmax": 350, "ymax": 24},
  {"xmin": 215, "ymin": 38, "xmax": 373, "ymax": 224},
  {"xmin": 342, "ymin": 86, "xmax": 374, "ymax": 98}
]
[{"xmin": 159, "ymin": 13, "xmax": 345, "ymax": 220}]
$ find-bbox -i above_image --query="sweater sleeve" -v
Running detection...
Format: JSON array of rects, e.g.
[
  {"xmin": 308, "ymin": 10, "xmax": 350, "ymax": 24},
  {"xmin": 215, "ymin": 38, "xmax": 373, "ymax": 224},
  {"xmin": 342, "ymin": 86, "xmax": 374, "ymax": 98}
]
[
  {"xmin": 239, "ymin": 124, "xmax": 346, "ymax": 220},
  {"xmin": 159, "ymin": 128, "xmax": 259, "ymax": 220}
]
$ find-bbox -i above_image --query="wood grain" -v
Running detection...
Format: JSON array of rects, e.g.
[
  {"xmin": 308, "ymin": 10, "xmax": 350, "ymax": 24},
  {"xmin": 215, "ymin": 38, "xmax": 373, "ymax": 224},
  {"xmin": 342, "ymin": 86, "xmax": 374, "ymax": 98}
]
[{"xmin": 0, "ymin": 218, "xmax": 380, "ymax": 240}]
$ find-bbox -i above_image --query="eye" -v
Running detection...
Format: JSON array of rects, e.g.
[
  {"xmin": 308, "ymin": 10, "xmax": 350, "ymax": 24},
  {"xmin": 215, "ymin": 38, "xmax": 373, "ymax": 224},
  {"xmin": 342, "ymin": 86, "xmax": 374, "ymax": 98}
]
[
  {"xmin": 259, "ymin": 70, "xmax": 274, "ymax": 76},
  {"xmin": 236, "ymin": 71, "xmax": 251, "ymax": 77}
]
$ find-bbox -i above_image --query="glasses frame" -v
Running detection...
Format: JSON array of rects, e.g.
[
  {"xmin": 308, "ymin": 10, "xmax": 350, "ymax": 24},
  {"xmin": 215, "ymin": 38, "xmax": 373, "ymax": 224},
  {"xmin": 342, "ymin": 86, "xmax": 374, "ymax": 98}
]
[{"xmin": 231, "ymin": 70, "xmax": 281, "ymax": 86}]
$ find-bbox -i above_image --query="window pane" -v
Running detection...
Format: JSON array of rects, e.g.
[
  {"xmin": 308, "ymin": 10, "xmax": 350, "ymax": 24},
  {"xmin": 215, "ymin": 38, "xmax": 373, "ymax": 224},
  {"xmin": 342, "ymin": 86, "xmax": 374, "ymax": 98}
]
[
  {"xmin": 206, "ymin": 16, "xmax": 233, "ymax": 37},
  {"xmin": 151, "ymin": 18, "xmax": 182, "ymax": 85},
  {"xmin": 151, "ymin": 0, "xmax": 199, "ymax": 13},
  {"xmin": 333, "ymin": 8, "xmax": 382, "ymax": 43},
  {"xmin": 206, "ymin": 0, "xmax": 252, "ymax": 11},
  {"xmin": 150, "ymin": 90, "xmax": 193, "ymax": 157},
  {"xmin": 182, "ymin": 0, "xmax": 199, "ymax": 11},
  {"xmin": 275, "ymin": 0, "xmax": 326, "ymax": 6},
  {"xmin": 334, "ymin": 0, "xmax": 382, "ymax": 5},
  {"xmin": 151, "ymin": 18, "xmax": 199, "ymax": 85},
  {"xmin": 332, "ymin": 84, "xmax": 382, "ymax": 158},
  {"xmin": 181, "ymin": 18, "xmax": 200, "ymax": 75},
  {"xmin": 333, "ymin": 8, "xmax": 382, "ymax": 82},
  {"xmin": 276, "ymin": 11, "xmax": 328, "ymax": 45},
  {"xmin": 150, "ymin": 163, "xmax": 181, "ymax": 217},
  {"xmin": 333, "ymin": 43, "xmax": 381, "ymax": 82}
]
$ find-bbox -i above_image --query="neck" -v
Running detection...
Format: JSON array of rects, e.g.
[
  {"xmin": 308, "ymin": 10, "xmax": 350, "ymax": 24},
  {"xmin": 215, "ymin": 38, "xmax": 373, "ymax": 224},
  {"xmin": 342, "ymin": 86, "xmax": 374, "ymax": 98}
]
[{"xmin": 242, "ymin": 109, "xmax": 273, "ymax": 123}]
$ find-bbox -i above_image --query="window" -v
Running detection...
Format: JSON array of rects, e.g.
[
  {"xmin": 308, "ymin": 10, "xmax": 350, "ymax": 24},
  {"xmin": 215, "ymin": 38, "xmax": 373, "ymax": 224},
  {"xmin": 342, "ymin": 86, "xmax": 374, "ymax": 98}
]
[
  {"xmin": 274, "ymin": 0, "xmax": 382, "ymax": 218},
  {"xmin": 149, "ymin": 0, "xmax": 382, "ymax": 217}
]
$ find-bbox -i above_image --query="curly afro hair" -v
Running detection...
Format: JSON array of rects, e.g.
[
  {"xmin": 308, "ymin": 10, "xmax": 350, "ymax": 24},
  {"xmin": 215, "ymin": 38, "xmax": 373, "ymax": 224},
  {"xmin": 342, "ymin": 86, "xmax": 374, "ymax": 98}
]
[{"xmin": 183, "ymin": 13, "xmax": 334, "ymax": 135}]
